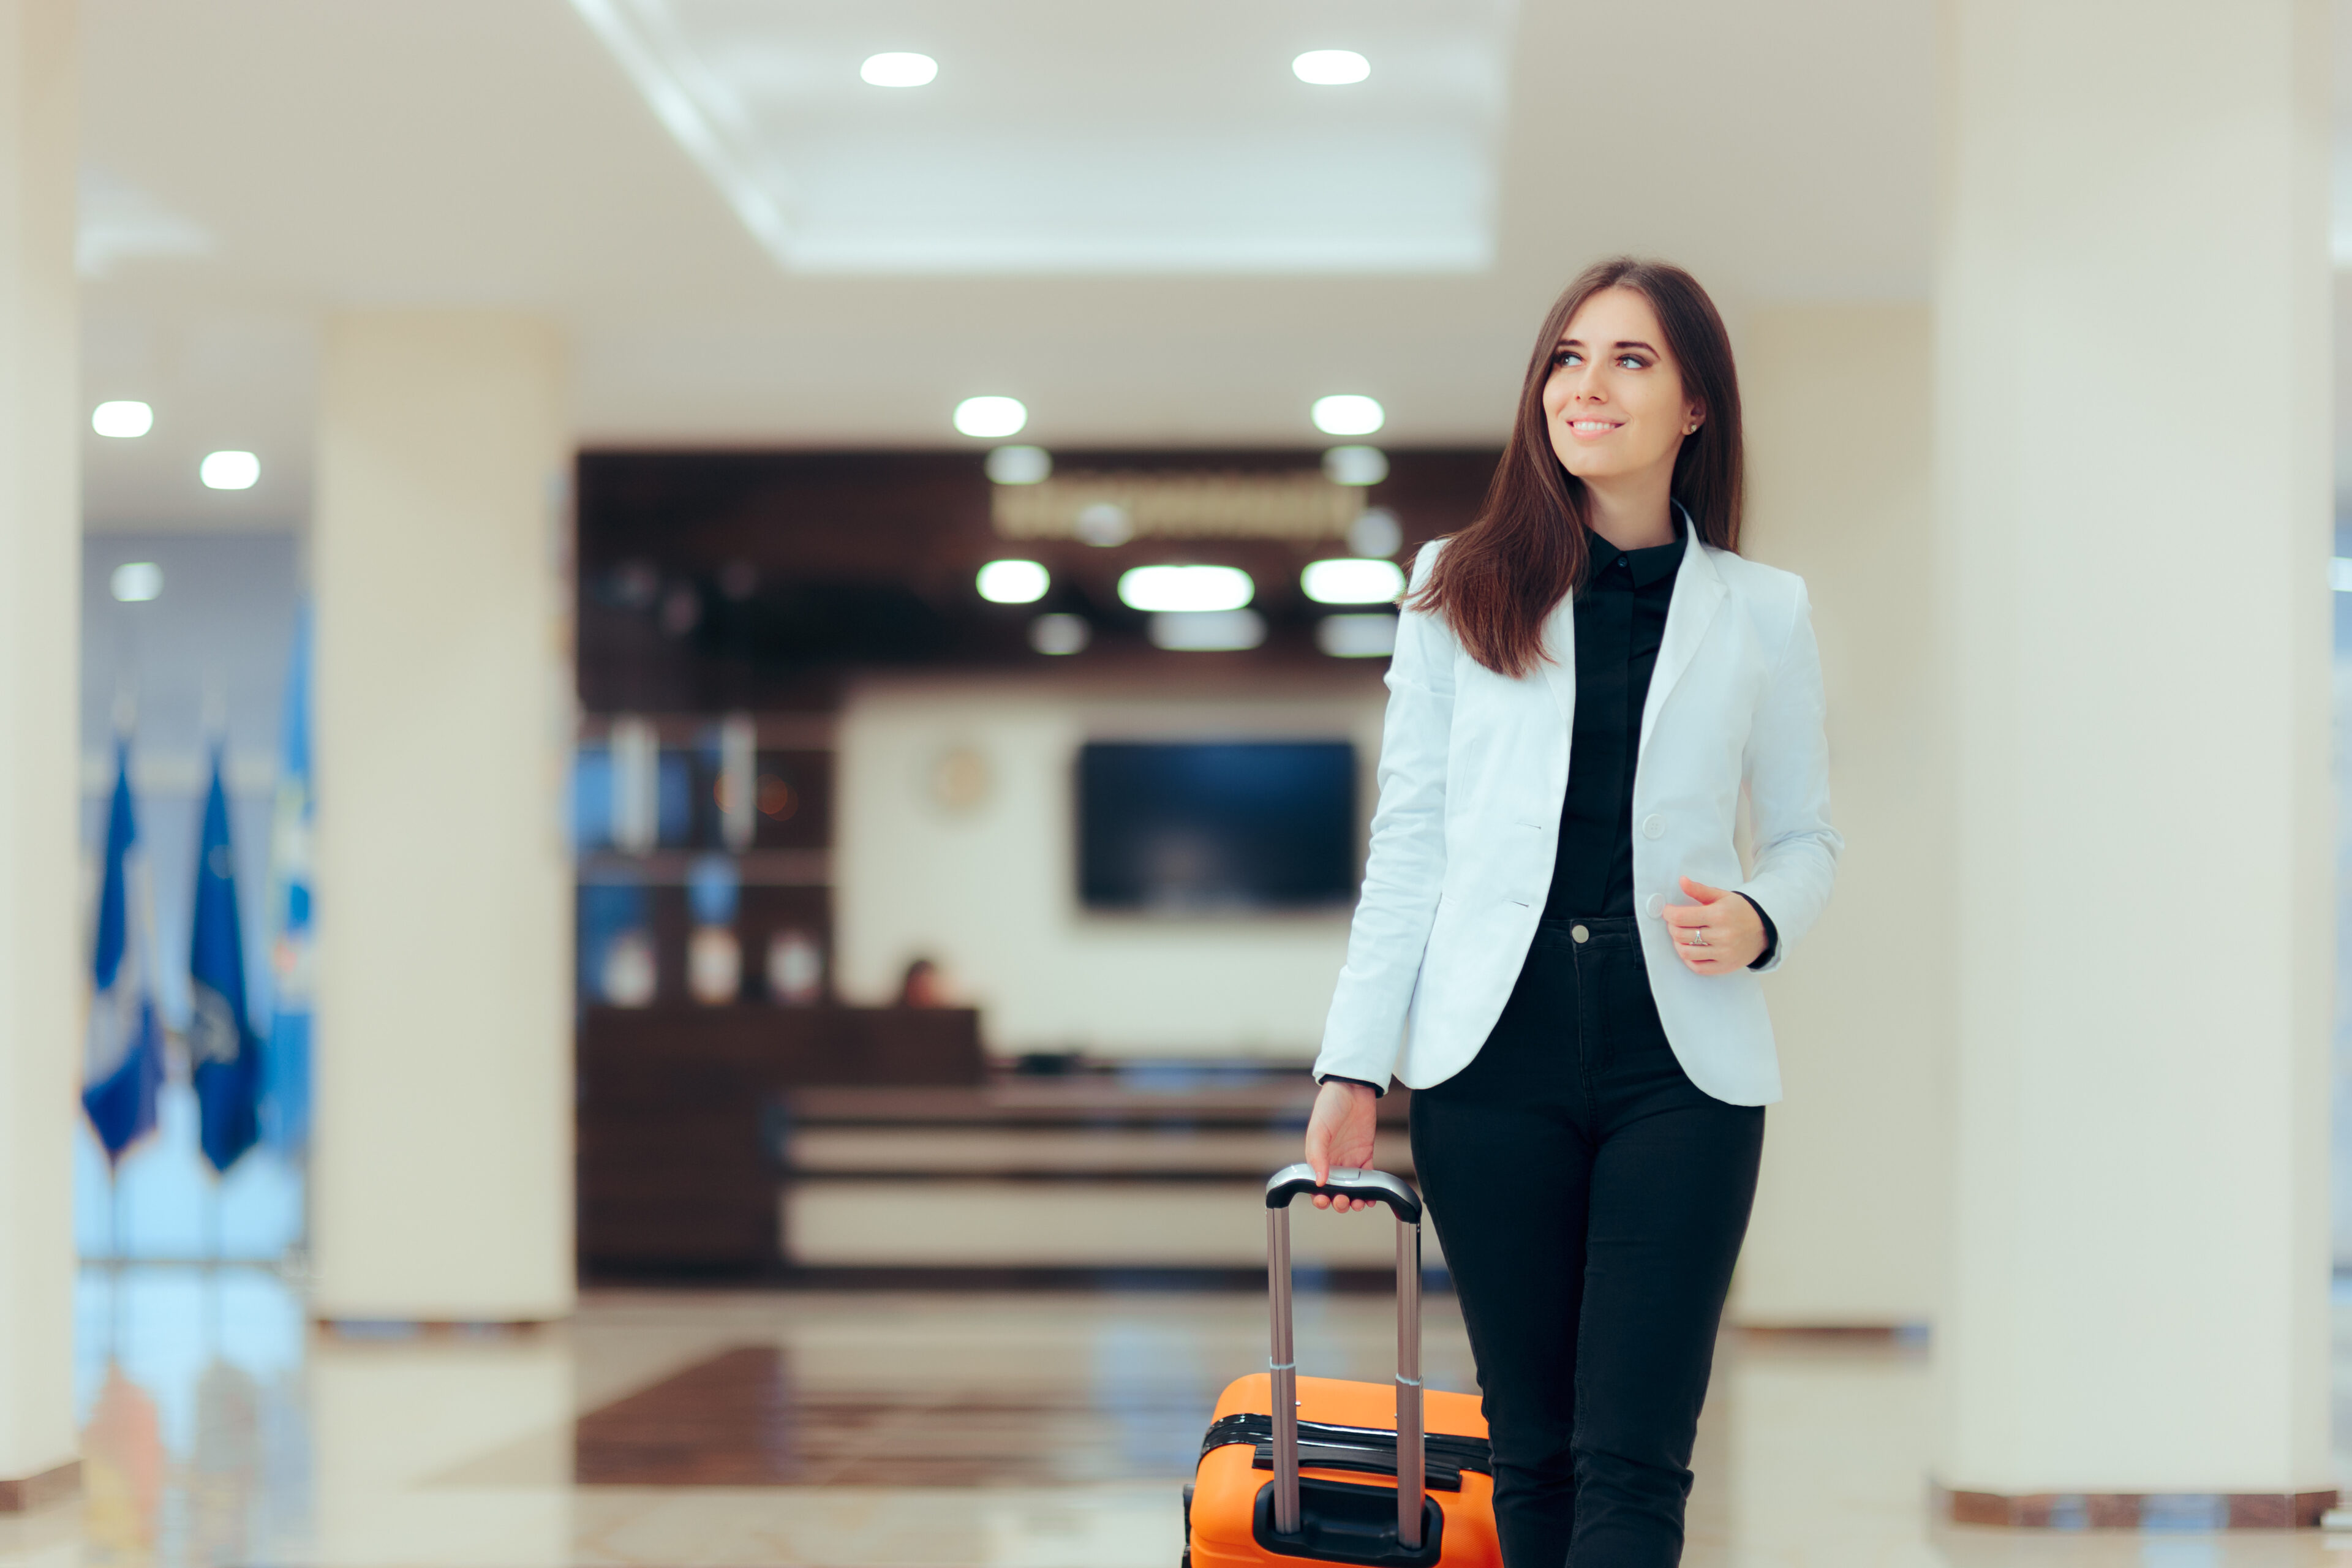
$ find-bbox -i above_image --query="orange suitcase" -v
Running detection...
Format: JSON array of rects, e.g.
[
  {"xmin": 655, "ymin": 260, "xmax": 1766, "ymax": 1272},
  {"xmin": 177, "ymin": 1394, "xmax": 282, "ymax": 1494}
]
[{"xmin": 1185, "ymin": 1165, "xmax": 1501, "ymax": 1567}]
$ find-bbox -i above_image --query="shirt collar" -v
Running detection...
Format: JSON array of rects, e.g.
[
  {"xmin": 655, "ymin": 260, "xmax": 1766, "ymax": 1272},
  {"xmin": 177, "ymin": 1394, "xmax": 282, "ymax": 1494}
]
[{"xmin": 1591, "ymin": 503, "xmax": 1687, "ymax": 588}]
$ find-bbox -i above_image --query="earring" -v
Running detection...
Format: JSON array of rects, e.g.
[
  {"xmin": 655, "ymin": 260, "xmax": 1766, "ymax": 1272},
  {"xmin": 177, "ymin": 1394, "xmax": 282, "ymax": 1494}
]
[{"xmin": 1685, "ymin": 424, "xmax": 1699, "ymax": 434}]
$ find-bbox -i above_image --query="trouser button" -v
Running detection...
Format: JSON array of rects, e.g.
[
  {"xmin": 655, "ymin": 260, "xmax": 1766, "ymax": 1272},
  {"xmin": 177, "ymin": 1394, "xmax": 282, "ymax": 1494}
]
[{"xmin": 1570, "ymin": 924, "xmax": 1589, "ymax": 943}]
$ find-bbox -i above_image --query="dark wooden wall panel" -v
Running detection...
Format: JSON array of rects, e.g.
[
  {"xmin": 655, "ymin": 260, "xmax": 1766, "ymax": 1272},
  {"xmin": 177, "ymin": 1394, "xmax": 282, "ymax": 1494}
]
[{"xmin": 575, "ymin": 447, "xmax": 1499, "ymax": 712}]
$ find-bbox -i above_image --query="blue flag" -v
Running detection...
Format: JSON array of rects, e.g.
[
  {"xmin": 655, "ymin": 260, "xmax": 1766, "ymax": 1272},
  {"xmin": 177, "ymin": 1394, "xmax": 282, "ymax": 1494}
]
[
  {"xmin": 263, "ymin": 605, "xmax": 314, "ymax": 1154},
  {"xmin": 190, "ymin": 747, "xmax": 260, "ymax": 1173},
  {"xmin": 84, "ymin": 742, "xmax": 164, "ymax": 1163}
]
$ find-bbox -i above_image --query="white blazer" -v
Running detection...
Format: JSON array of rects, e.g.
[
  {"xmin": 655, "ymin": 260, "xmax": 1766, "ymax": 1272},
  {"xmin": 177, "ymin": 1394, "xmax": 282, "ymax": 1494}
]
[{"xmin": 1312, "ymin": 528, "xmax": 1841, "ymax": 1107}]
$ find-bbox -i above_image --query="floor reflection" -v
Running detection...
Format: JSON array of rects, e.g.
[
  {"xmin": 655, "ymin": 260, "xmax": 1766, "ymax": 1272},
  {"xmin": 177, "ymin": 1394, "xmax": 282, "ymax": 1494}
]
[
  {"xmin": 70, "ymin": 1265, "xmax": 309, "ymax": 1566},
  {"xmin": 6, "ymin": 1272, "xmax": 2351, "ymax": 1566}
]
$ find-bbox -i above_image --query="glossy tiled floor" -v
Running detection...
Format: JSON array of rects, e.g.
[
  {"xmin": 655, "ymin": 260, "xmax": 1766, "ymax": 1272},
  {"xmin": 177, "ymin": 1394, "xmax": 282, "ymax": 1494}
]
[{"xmin": 7, "ymin": 1266, "xmax": 2352, "ymax": 1566}]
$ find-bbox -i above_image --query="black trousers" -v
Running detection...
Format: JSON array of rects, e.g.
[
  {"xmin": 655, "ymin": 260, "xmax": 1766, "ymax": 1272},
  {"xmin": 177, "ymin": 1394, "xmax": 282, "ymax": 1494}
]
[{"xmin": 1410, "ymin": 915, "xmax": 1764, "ymax": 1568}]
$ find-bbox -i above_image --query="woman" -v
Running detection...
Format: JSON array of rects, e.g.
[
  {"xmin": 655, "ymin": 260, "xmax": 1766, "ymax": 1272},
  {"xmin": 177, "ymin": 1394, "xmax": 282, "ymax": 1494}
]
[{"xmin": 1303, "ymin": 257, "xmax": 1840, "ymax": 1567}]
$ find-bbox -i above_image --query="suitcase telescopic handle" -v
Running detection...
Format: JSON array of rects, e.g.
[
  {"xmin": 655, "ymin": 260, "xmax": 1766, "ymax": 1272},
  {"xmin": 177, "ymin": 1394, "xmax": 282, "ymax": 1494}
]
[{"xmin": 1262, "ymin": 1163, "xmax": 1425, "ymax": 1550}]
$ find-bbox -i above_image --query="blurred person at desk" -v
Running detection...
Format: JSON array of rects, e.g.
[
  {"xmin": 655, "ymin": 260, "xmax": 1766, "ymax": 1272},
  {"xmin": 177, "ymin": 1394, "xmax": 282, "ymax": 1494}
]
[
  {"xmin": 1303, "ymin": 258, "xmax": 1841, "ymax": 1568},
  {"xmin": 897, "ymin": 956, "xmax": 951, "ymax": 1008}
]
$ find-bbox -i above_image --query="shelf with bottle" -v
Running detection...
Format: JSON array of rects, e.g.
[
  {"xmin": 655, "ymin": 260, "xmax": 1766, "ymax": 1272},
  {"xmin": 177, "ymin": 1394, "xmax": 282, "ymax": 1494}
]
[
  {"xmin": 573, "ymin": 712, "xmax": 833, "ymax": 861},
  {"xmin": 573, "ymin": 712, "xmax": 838, "ymax": 1012}
]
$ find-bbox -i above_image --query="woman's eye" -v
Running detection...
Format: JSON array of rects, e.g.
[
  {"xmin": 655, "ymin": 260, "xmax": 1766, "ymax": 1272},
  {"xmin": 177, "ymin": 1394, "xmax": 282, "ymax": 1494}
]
[
  {"xmin": 1555, "ymin": 351, "xmax": 1580, "ymax": 367},
  {"xmin": 1616, "ymin": 355, "xmax": 1646, "ymax": 369}
]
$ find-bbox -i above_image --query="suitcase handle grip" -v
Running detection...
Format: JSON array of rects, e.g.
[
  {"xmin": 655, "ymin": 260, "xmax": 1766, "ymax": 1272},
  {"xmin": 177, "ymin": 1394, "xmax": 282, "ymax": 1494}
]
[{"xmin": 1263, "ymin": 1163, "xmax": 1422, "ymax": 1225}]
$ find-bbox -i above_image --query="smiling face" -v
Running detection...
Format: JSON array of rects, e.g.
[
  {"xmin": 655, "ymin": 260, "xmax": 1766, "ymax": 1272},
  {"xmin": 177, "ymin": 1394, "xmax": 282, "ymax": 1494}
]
[{"xmin": 1540, "ymin": 285, "xmax": 1703, "ymax": 488}]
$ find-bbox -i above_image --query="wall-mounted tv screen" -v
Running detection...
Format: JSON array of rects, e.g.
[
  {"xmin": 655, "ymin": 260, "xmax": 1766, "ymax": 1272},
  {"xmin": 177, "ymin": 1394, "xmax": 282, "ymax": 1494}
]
[{"xmin": 1077, "ymin": 741, "xmax": 1358, "ymax": 912}]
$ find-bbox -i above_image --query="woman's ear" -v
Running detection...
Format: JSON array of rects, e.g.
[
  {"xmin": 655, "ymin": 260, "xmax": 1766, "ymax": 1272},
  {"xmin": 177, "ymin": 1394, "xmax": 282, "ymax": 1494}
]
[{"xmin": 1684, "ymin": 400, "xmax": 1706, "ymax": 437}]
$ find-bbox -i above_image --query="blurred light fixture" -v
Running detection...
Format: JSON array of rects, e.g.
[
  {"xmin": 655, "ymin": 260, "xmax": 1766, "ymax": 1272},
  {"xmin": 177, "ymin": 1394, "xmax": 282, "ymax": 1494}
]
[
  {"xmin": 1323, "ymin": 445, "xmax": 1389, "ymax": 486},
  {"xmin": 1302, "ymin": 557, "xmax": 1406, "ymax": 605},
  {"xmin": 954, "ymin": 395, "xmax": 1027, "ymax": 438},
  {"xmin": 1118, "ymin": 564, "xmax": 1254, "ymax": 613},
  {"xmin": 609, "ymin": 560, "xmax": 660, "ymax": 608},
  {"xmin": 1293, "ymin": 50, "xmax": 1371, "ymax": 85},
  {"xmin": 861, "ymin": 51, "xmax": 938, "ymax": 87},
  {"xmin": 1312, "ymin": 394, "xmax": 1384, "ymax": 435},
  {"xmin": 717, "ymin": 559, "xmax": 759, "ymax": 600},
  {"xmin": 92, "ymin": 401, "xmax": 153, "ymax": 438},
  {"xmin": 977, "ymin": 559, "xmax": 1050, "ymax": 604},
  {"xmin": 1317, "ymin": 613, "xmax": 1398, "ymax": 659},
  {"xmin": 1349, "ymin": 507, "xmax": 1404, "ymax": 557},
  {"xmin": 1151, "ymin": 610, "xmax": 1267, "ymax": 652},
  {"xmin": 110, "ymin": 561, "xmax": 164, "ymax": 603},
  {"xmin": 986, "ymin": 444, "xmax": 1052, "ymax": 484},
  {"xmin": 1076, "ymin": 502, "xmax": 1134, "ymax": 547},
  {"xmin": 658, "ymin": 582, "xmax": 702, "ymax": 636},
  {"xmin": 1030, "ymin": 612, "xmax": 1091, "ymax": 655},
  {"xmin": 200, "ymin": 450, "xmax": 260, "ymax": 490},
  {"xmin": 2332, "ymin": 557, "xmax": 2352, "ymax": 592}
]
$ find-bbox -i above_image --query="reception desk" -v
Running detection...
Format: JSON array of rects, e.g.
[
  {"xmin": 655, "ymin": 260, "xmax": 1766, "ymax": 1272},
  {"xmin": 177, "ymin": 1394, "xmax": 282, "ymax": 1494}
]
[{"xmin": 576, "ymin": 1005, "xmax": 984, "ymax": 1276}]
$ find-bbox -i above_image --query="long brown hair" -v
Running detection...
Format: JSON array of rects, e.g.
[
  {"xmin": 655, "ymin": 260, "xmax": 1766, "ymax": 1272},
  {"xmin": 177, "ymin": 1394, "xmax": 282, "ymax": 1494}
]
[{"xmin": 1410, "ymin": 257, "xmax": 1744, "ymax": 677}]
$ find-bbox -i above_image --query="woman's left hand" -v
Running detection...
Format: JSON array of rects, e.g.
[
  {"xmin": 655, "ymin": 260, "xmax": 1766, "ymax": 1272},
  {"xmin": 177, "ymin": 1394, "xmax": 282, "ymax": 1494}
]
[{"xmin": 1662, "ymin": 877, "xmax": 1765, "ymax": 973}]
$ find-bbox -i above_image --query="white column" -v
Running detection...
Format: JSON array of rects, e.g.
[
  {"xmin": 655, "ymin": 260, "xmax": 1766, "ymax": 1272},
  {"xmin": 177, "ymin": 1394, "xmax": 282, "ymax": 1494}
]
[
  {"xmin": 1734, "ymin": 304, "xmax": 1948, "ymax": 1329},
  {"xmin": 0, "ymin": 0, "xmax": 81, "ymax": 1505},
  {"xmin": 1938, "ymin": 0, "xmax": 2332, "ymax": 1512},
  {"xmin": 312, "ymin": 314, "xmax": 573, "ymax": 1322}
]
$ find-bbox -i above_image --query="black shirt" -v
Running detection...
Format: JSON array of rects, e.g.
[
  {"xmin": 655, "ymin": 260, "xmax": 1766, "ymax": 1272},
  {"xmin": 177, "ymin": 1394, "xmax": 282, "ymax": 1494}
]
[{"xmin": 1544, "ymin": 529, "xmax": 1684, "ymax": 919}]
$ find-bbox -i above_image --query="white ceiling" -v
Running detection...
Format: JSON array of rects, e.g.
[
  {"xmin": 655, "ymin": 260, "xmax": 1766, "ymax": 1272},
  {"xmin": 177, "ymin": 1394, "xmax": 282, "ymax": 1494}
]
[
  {"xmin": 77, "ymin": 0, "xmax": 1940, "ymax": 529},
  {"xmin": 571, "ymin": 0, "xmax": 1520, "ymax": 274}
]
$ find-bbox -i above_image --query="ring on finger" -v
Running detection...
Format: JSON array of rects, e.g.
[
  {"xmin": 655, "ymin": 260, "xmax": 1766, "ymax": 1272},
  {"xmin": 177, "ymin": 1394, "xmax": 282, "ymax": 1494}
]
[{"xmin": 1684, "ymin": 929, "xmax": 1709, "ymax": 948}]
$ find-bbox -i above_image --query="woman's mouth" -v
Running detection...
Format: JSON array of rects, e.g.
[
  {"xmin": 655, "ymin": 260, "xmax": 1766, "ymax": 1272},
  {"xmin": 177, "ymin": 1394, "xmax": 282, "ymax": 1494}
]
[{"xmin": 1566, "ymin": 419, "xmax": 1621, "ymax": 438}]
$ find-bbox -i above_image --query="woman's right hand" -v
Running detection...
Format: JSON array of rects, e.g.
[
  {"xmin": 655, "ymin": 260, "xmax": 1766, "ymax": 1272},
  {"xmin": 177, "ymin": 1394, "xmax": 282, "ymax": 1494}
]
[{"xmin": 1303, "ymin": 1079, "xmax": 1382, "ymax": 1213}]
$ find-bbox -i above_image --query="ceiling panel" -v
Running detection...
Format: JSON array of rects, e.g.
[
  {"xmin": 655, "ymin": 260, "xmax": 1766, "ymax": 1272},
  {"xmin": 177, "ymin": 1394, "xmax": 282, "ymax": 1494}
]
[{"xmin": 571, "ymin": 0, "xmax": 1518, "ymax": 273}]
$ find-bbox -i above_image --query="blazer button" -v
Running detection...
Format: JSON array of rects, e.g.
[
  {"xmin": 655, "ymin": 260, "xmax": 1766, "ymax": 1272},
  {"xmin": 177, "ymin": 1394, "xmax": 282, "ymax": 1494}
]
[
  {"xmin": 1642, "ymin": 814, "xmax": 1666, "ymax": 840},
  {"xmin": 1643, "ymin": 893, "xmax": 1665, "ymax": 918}
]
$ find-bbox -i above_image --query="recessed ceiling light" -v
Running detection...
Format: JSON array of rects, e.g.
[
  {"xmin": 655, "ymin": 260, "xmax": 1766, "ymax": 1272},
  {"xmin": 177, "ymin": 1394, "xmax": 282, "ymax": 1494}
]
[
  {"xmin": 1293, "ymin": 50, "xmax": 1370, "ymax": 86},
  {"xmin": 1030, "ymin": 613, "xmax": 1091, "ymax": 655},
  {"xmin": 1075, "ymin": 503, "xmax": 1133, "ymax": 548},
  {"xmin": 200, "ymin": 450, "xmax": 260, "ymax": 490},
  {"xmin": 1313, "ymin": 394, "xmax": 1384, "ymax": 435},
  {"xmin": 1317, "ymin": 613, "xmax": 1398, "ymax": 659},
  {"xmin": 1323, "ymin": 446, "xmax": 1389, "ymax": 486},
  {"xmin": 861, "ymin": 52, "xmax": 938, "ymax": 88},
  {"xmin": 1118, "ymin": 564, "xmax": 1254, "ymax": 614},
  {"xmin": 1150, "ymin": 610, "xmax": 1267, "ymax": 652},
  {"xmin": 986, "ymin": 445, "xmax": 1052, "ymax": 485},
  {"xmin": 954, "ymin": 396, "xmax": 1027, "ymax": 439},
  {"xmin": 110, "ymin": 562, "xmax": 164, "ymax": 602},
  {"xmin": 1348, "ymin": 507, "xmax": 1404, "ymax": 557},
  {"xmin": 92, "ymin": 401, "xmax": 152, "ymax": 438},
  {"xmin": 977, "ymin": 559, "xmax": 1050, "ymax": 604},
  {"xmin": 1302, "ymin": 558, "xmax": 1407, "ymax": 605}
]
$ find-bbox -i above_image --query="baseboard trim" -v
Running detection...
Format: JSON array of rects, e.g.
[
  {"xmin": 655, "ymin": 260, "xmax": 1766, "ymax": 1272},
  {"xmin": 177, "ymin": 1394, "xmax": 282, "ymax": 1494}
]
[
  {"xmin": 581, "ymin": 1263, "xmax": 1440, "ymax": 1292},
  {"xmin": 1937, "ymin": 1483, "xmax": 2337, "ymax": 1529},
  {"xmin": 312, "ymin": 1317, "xmax": 557, "ymax": 1338},
  {"xmin": 0, "ymin": 1460, "xmax": 80, "ymax": 1512}
]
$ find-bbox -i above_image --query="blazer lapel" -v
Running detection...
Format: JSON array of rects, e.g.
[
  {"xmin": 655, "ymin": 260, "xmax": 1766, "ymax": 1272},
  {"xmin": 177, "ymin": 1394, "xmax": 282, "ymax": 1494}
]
[{"xmin": 1638, "ymin": 532, "xmax": 1727, "ymax": 758}]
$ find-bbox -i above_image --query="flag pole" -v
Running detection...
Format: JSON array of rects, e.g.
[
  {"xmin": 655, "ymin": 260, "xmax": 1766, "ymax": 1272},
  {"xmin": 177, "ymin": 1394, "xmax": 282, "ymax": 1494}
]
[{"xmin": 110, "ymin": 679, "xmax": 135, "ymax": 1269}]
